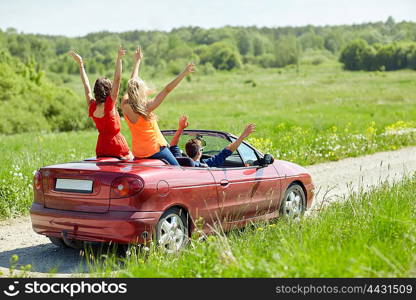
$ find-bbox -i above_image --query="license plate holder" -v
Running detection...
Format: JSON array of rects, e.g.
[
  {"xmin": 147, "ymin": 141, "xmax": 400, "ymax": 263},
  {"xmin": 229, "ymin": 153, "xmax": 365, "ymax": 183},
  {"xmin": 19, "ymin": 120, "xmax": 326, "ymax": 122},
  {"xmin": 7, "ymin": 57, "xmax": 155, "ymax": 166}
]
[{"xmin": 55, "ymin": 179, "xmax": 93, "ymax": 194}]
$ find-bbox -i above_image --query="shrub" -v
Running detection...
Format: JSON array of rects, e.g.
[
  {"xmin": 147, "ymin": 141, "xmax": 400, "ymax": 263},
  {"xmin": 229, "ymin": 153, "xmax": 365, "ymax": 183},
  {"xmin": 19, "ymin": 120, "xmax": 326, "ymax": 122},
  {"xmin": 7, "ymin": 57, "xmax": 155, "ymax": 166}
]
[
  {"xmin": 339, "ymin": 39, "xmax": 374, "ymax": 70},
  {"xmin": 257, "ymin": 53, "xmax": 275, "ymax": 68},
  {"xmin": 200, "ymin": 42, "xmax": 242, "ymax": 71},
  {"xmin": 201, "ymin": 62, "xmax": 216, "ymax": 75},
  {"xmin": 340, "ymin": 40, "xmax": 416, "ymax": 71},
  {"xmin": 0, "ymin": 51, "xmax": 91, "ymax": 134}
]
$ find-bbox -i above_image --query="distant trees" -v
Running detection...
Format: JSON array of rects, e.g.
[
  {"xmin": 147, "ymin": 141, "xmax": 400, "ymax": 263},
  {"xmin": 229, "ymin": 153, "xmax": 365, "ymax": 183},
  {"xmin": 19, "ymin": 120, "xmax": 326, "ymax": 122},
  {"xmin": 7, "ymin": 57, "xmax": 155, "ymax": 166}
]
[
  {"xmin": 237, "ymin": 31, "xmax": 253, "ymax": 55},
  {"xmin": 199, "ymin": 42, "xmax": 242, "ymax": 70},
  {"xmin": 274, "ymin": 34, "xmax": 301, "ymax": 68},
  {"xmin": 324, "ymin": 30, "xmax": 346, "ymax": 53},
  {"xmin": 299, "ymin": 31, "xmax": 324, "ymax": 51},
  {"xmin": 339, "ymin": 39, "xmax": 374, "ymax": 70},
  {"xmin": 340, "ymin": 39, "xmax": 416, "ymax": 71},
  {"xmin": 1, "ymin": 17, "xmax": 416, "ymax": 75}
]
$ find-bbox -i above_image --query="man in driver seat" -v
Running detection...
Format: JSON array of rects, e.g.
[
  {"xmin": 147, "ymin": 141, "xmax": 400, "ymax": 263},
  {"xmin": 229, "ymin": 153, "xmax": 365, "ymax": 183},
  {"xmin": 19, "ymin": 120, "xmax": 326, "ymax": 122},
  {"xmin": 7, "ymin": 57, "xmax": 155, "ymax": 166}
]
[{"xmin": 169, "ymin": 116, "xmax": 256, "ymax": 167}]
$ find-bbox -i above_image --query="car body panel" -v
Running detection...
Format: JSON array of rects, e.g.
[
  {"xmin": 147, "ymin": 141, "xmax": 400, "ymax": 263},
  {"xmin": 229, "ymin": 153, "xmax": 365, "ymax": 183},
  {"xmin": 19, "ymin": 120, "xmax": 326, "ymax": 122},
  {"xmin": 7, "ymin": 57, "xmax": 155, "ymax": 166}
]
[
  {"xmin": 30, "ymin": 203, "xmax": 160, "ymax": 244},
  {"xmin": 209, "ymin": 165, "xmax": 282, "ymax": 223},
  {"xmin": 273, "ymin": 160, "xmax": 314, "ymax": 208}
]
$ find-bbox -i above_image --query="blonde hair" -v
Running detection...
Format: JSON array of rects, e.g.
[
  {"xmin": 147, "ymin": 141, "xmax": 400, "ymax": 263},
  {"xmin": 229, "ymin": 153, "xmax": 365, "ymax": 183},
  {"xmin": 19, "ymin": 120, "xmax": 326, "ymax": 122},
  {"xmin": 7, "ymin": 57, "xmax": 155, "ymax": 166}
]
[{"xmin": 127, "ymin": 77, "xmax": 154, "ymax": 119}]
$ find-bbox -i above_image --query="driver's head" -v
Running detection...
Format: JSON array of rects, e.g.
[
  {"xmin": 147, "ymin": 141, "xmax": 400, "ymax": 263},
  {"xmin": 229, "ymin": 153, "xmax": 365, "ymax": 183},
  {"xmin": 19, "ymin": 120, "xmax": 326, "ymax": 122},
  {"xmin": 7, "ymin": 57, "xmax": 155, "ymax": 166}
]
[{"xmin": 185, "ymin": 139, "xmax": 203, "ymax": 161}]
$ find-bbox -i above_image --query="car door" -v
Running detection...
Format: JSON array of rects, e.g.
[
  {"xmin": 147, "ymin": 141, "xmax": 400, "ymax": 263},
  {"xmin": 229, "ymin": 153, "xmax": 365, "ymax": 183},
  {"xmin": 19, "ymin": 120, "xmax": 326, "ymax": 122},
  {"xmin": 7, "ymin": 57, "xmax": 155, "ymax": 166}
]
[
  {"xmin": 209, "ymin": 142, "xmax": 282, "ymax": 225},
  {"xmin": 165, "ymin": 167, "xmax": 220, "ymax": 232},
  {"xmin": 236, "ymin": 142, "xmax": 282, "ymax": 217},
  {"xmin": 209, "ymin": 157, "xmax": 257, "ymax": 224}
]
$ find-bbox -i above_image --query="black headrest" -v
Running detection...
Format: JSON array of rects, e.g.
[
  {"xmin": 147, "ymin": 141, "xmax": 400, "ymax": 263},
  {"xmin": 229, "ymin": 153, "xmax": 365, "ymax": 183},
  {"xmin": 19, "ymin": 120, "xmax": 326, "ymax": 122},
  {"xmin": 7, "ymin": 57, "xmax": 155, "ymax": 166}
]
[{"xmin": 176, "ymin": 157, "xmax": 194, "ymax": 167}]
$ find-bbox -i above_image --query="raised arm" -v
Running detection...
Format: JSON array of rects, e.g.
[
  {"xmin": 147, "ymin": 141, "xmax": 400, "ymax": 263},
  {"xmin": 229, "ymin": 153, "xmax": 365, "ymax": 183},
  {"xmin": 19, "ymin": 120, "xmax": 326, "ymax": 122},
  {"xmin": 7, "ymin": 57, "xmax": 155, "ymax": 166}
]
[
  {"xmin": 171, "ymin": 115, "xmax": 189, "ymax": 146},
  {"xmin": 226, "ymin": 124, "xmax": 256, "ymax": 152},
  {"xmin": 146, "ymin": 63, "xmax": 195, "ymax": 112},
  {"xmin": 110, "ymin": 46, "xmax": 126, "ymax": 103},
  {"xmin": 69, "ymin": 51, "xmax": 93, "ymax": 106},
  {"xmin": 131, "ymin": 46, "xmax": 143, "ymax": 79}
]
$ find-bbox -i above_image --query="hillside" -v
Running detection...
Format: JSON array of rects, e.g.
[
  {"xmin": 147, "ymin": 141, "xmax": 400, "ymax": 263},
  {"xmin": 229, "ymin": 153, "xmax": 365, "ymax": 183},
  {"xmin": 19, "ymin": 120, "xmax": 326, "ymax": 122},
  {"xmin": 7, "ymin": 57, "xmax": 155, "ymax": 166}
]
[{"xmin": 0, "ymin": 51, "xmax": 91, "ymax": 134}]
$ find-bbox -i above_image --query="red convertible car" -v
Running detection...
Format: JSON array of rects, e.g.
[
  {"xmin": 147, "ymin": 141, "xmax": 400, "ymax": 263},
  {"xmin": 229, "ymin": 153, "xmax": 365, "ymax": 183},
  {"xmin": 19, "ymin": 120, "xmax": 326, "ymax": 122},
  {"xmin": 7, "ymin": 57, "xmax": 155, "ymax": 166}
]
[{"xmin": 30, "ymin": 129, "xmax": 314, "ymax": 252}]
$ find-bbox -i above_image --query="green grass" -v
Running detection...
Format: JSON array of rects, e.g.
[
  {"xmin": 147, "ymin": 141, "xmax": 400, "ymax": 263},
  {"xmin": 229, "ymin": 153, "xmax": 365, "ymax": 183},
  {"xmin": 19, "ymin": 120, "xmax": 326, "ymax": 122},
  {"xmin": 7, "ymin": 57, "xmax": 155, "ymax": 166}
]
[
  {"xmin": 0, "ymin": 131, "xmax": 97, "ymax": 217},
  {"xmin": 86, "ymin": 176, "xmax": 416, "ymax": 278},
  {"xmin": 1, "ymin": 61, "xmax": 416, "ymax": 218}
]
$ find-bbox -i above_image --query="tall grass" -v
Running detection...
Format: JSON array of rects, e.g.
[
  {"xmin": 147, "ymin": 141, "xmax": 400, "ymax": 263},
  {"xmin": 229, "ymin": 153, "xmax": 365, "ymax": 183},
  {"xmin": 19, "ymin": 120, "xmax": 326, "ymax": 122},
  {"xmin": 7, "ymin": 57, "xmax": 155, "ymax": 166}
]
[
  {"xmin": 0, "ymin": 131, "xmax": 96, "ymax": 217},
  {"xmin": 87, "ymin": 175, "xmax": 416, "ymax": 277}
]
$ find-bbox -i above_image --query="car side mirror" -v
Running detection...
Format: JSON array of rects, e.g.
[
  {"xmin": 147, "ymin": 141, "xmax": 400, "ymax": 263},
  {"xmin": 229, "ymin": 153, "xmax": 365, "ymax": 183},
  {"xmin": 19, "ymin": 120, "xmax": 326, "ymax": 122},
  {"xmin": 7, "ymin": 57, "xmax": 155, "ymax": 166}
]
[{"xmin": 258, "ymin": 154, "xmax": 274, "ymax": 167}]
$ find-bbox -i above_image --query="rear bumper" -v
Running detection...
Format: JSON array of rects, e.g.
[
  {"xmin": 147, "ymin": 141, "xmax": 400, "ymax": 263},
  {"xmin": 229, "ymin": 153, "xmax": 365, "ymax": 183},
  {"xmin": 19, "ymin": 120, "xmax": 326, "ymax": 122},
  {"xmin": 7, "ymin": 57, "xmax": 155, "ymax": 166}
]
[{"xmin": 30, "ymin": 203, "xmax": 163, "ymax": 244}]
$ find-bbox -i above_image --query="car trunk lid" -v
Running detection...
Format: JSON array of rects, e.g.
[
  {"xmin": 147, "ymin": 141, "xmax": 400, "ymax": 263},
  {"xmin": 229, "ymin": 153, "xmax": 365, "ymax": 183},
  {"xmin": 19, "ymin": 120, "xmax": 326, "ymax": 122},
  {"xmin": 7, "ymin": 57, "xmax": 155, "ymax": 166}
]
[
  {"xmin": 42, "ymin": 167, "xmax": 113, "ymax": 213},
  {"xmin": 40, "ymin": 159, "xmax": 167, "ymax": 213}
]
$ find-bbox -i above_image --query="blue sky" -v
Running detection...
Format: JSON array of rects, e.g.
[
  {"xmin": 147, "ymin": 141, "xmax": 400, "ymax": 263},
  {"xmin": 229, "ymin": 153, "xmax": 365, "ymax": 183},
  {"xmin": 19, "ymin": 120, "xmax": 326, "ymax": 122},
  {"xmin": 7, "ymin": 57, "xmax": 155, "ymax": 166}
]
[{"xmin": 0, "ymin": 0, "xmax": 415, "ymax": 37}]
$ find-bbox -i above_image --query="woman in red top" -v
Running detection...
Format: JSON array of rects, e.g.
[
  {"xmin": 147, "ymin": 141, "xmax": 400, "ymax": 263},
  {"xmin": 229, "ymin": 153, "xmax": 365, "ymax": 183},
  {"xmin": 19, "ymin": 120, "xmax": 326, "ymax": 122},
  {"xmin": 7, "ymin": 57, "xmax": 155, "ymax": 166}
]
[{"xmin": 69, "ymin": 46, "xmax": 132, "ymax": 159}]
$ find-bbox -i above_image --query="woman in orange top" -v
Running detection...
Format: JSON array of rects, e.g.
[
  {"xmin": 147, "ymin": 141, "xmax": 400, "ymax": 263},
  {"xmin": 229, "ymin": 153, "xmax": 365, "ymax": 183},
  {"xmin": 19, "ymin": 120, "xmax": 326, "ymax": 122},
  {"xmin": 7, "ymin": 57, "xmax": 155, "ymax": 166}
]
[
  {"xmin": 121, "ymin": 46, "xmax": 195, "ymax": 165},
  {"xmin": 69, "ymin": 46, "xmax": 132, "ymax": 159}
]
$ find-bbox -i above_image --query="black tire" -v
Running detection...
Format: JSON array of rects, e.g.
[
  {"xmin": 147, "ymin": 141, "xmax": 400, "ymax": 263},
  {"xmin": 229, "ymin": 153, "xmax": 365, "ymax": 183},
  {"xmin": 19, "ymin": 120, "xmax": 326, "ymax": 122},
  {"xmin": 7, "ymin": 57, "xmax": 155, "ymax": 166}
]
[
  {"xmin": 280, "ymin": 184, "xmax": 306, "ymax": 219},
  {"xmin": 48, "ymin": 236, "xmax": 84, "ymax": 249},
  {"xmin": 48, "ymin": 236, "xmax": 68, "ymax": 248},
  {"xmin": 156, "ymin": 207, "xmax": 189, "ymax": 253}
]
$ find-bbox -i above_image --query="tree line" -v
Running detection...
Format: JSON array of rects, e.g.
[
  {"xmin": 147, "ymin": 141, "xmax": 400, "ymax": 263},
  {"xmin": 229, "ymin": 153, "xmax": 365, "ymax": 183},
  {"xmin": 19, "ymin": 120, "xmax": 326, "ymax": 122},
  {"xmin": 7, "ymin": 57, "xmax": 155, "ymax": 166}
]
[
  {"xmin": 340, "ymin": 39, "xmax": 416, "ymax": 71},
  {"xmin": 1, "ymin": 17, "xmax": 416, "ymax": 76}
]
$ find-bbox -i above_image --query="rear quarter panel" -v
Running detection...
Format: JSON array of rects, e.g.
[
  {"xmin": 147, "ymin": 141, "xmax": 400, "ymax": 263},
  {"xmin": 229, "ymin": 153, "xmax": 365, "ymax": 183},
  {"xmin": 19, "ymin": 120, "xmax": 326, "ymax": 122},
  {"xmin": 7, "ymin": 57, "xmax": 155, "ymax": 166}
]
[{"xmin": 121, "ymin": 166, "xmax": 220, "ymax": 231}]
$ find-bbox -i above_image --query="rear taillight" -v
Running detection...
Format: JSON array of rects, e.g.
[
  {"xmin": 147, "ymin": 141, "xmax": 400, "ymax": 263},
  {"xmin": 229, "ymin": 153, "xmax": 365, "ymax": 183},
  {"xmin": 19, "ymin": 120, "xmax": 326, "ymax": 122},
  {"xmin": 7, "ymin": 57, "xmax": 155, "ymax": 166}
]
[
  {"xmin": 111, "ymin": 176, "xmax": 144, "ymax": 198},
  {"xmin": 34, "ymin": 171, "xmax": 42, "ymax": 190}
]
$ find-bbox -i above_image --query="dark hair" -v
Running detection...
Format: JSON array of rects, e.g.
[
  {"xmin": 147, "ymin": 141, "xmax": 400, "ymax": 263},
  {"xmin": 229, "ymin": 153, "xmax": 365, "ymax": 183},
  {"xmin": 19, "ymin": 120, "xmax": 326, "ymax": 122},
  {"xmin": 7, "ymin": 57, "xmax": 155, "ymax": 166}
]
[
  {"xmin": 185, "ymin": 139, "xmax": 202, "ymax": 159},
  {"xmin": 93, "ymin": 77, "xmax": 112, "ymax": 103}
]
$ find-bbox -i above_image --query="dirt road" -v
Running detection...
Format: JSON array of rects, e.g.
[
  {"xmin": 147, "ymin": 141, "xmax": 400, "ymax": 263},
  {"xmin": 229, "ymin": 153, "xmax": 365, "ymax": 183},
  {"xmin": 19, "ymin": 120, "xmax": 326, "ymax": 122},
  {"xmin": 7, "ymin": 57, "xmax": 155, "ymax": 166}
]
[
  {"xmin": 1, "ymin": 146, "xmax": 415, "ymax": 277},
  {"xmin": 308, "ymin": 146, "xmax": 416, "ymax": 207}
]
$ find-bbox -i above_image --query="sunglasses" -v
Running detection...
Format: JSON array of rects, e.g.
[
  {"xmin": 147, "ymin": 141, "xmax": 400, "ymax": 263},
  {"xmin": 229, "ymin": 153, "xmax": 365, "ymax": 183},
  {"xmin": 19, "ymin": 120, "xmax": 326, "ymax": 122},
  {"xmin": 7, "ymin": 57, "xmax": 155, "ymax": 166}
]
[{"xmin": 195, "ymin": 134, "xmax": 207, "ymax": 147}]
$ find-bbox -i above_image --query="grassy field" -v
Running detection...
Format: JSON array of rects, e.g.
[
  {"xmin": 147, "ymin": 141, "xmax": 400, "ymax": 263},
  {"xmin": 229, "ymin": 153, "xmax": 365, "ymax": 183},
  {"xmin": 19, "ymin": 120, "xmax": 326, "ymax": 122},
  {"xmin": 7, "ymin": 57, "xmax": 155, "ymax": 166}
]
[
  {"xmin": 1, "ymin": 61, "xmax": 416, "ymax": 218},
  {"xmin": 83, "ymin": 176, "xmax": 416, "ymax": 278}
]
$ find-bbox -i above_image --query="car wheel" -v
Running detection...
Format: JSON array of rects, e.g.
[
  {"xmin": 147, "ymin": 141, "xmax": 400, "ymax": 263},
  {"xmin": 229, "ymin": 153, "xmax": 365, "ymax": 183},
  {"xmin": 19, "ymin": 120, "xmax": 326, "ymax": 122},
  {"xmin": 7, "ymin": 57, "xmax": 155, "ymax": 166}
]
[
  {"xmin": 280, "ymin": 184, "xmax": 306, "ymax": 220},
  {"xmin": 156, "ymin": 207, "xmax": 188, "ymax": 253},
  {"xmin": 48, "ymin": 236, "xmax": 68, "ymax": 248}
]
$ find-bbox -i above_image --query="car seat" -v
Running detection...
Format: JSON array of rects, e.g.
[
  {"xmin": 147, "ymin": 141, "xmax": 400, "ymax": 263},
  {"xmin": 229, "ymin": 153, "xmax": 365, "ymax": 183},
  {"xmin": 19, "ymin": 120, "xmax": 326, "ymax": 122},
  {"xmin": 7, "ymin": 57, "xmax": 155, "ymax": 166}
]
[{"xmin": 176, "ymin": 157, "xmax": 194, "ymax": 167}]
